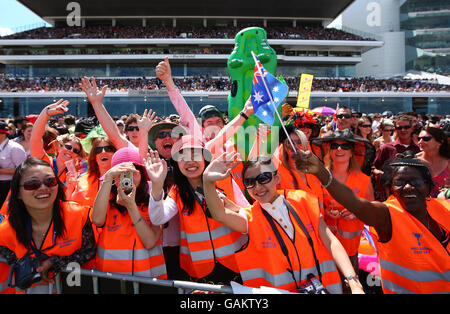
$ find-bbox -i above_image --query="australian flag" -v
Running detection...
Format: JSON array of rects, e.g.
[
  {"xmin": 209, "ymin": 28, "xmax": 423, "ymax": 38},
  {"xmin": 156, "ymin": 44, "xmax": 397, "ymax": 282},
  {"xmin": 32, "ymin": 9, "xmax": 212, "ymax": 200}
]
[{"xmin": 251, "ymin": 53, "xmax": 289, "ymax": 125}]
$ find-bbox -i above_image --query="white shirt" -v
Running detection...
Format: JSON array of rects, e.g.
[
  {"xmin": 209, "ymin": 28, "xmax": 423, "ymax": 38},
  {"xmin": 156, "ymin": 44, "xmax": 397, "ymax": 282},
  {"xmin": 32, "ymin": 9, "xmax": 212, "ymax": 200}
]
[{"xmin": 0, "ymin": 138, "xmax": 27, "ymax": 181}]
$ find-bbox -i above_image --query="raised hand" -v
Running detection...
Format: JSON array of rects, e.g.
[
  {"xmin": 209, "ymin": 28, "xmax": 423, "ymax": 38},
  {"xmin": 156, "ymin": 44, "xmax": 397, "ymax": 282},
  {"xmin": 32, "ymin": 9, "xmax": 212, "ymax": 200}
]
[
  {"xmin": 137, "ymin": 109, "xmax": 157, "ymax": 133},
  {"xmin": 292, "ymin": 150, "xmax": 322, "ymax": 175},
  {"xmin": 203, "ymin": 152, "xmax": 240, "ymax": 183},
  {"xmin": 144, "ymin": 150, "xmax": 167, "ymax": 187},
  {"xmin": 79, "ymin": 76, "xmax": 108, "ymax": 106},
  {"xmin": 155, "ymin": 57, "xmax": 172, "ymax": 83},
  {"xmin": 45, "ymin": 99, "xmax": 69, "ymax": 116}
]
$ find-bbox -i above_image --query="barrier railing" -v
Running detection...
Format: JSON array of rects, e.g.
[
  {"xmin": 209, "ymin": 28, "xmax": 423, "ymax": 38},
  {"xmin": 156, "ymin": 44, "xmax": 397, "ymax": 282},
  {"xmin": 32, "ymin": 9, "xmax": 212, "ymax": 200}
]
[{"xmin": 1, "ymin": 257, "xmax": 233, "ymax": 294}]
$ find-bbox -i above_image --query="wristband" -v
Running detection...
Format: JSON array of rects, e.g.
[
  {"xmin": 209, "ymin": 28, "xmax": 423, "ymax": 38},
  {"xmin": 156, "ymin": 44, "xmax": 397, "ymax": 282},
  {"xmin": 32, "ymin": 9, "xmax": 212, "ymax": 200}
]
[
  {"xmin": 239, "ymin": 111, "xmax": 249, "ymax": 120},
  {"xmin": 321, "ymin": 168, "xmax": 333, "ymax": 188}
]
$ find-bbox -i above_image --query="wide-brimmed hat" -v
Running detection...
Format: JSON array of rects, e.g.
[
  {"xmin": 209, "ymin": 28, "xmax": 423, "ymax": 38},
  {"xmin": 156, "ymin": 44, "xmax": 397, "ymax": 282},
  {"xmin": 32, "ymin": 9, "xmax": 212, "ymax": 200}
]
[
  {"xmin": 171, "ymin": 135, "xmax": 212, "ymax": 162},
  {"xmin": 310, "ymin": 129, "xmax": 375, "ymax": 175},
  {"xmin": 148, "ymin": 121, "xmax": 187, "ymax": 150},
  {"xmin": 284, "ymin": 108, "xmax": 320, "ymax": 139}
]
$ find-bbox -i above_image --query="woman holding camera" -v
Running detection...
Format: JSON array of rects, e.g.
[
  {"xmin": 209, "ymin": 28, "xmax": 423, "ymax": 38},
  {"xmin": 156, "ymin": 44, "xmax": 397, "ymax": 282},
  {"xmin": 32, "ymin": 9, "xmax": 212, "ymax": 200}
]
[
  {"xmin": 92, "ymin": 147, "xmax": 167, "ymax": 293},
  {"xmin": 201, "ymin": 153, "xmax": 364, "ymax": 294},
  {"xmin": 0, "ymin": 157, "xmax": 95, "ymax": 293}
]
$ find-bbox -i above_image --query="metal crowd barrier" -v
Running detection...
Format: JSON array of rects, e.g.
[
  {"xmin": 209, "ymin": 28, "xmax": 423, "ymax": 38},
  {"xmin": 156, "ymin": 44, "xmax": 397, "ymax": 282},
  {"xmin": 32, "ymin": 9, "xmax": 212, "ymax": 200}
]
[{"xmin": 1, "ymin": 257, "xmax": 233, "ymax": 294}]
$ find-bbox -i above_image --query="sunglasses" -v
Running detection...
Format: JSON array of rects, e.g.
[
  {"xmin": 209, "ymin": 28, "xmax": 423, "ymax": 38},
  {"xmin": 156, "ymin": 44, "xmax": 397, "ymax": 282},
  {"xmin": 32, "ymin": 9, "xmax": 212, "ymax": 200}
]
[
  {"xmin": 392, "ymin": 178, "xmax": 426, "ymax": 188},
  {"xmin": 155, "ymin": 131, "xmax": 172, "ymax": 139},
  {"xmin": 20, "ymin": 177, "xmax": 58, "ymax": 191},
  {"xmin": 330, "ymin": 142, "xmax": 353, "ymax": 150},
  {"xmin": 64, "ymin": 144, "xmax": 81, "ymax": 155},
  {"xmin": 352, "ymin": 114, "xmax": 362, "ymax": 118},
  {"xmin": 418, "ymin": 136, "xmax": 433, "ymax": 142},
  {"xmin": 93, "ymin": 145, "xmax": 115, "ymax": 154},
  {"xmin": 395, "ymin": 125, "xmax": 411, "ymax": 131},
  {"xmin": 383, "ymin": 129, "xmax": 394, "ymax": 133},
  {"xmin": 243, "ymin": 171, "xmax": 277, "ymax": 189},
  {"xmin": 360, "ymin": 124, "xmax": 372, "ymax": 128},
  {"xmin": 125, "ymin": 126, "xmax": 140, "ymax": 132},
  {"xmin": 336, "ymin": 114, "xmax": 351, "ymax": 119}
]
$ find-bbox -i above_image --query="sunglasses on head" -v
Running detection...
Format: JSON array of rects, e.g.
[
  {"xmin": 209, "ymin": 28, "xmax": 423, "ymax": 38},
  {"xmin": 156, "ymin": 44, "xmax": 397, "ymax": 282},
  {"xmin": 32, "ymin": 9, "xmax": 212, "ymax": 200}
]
[
  {"xmin": 64, "ymin": 144, "xmax": 81, "ymax": 155},
  {"xmin": 395, "ymin": 125, "xmax": 411, "ymax": 130},
  {"xmin": 93, "ymin": 145, "xmax": 115, "ymax": 154},
  {"xmin": 125, "ymin": 126, "xmax": 139, "ymax": 132},
  {"xmin": 336, "ymin": 114, "xmax": 351, "ymax": 119},
  {"xmin": 243, "ymin": 171, "xmax": 277, "ymax": 189},
  {"xmin": 330, "ymin": 142, "xmax": 353, "ymax": 150},
  {"xmin": 418, "ymin": 135, "xmax": 433, "ymax": 142},
  {"xmin": 20, "ymin": 177, "xmax": 58, "ymax": 191}
]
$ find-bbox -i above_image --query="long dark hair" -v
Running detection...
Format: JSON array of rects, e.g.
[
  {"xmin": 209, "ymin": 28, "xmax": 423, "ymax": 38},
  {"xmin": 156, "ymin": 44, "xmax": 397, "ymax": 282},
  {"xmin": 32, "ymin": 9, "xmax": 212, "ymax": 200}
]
[
  {"xmin": 425, "ymin": 127, "xmax": 450, "ymax": 158},
  {"xmin": 8, "ymin": 157, "xmax": 66, "ymax": 249},
  {"xmin": 109, "ymin": 164, "xmax": 149, "ymax": 214},
  {"xmin": 172, "ymin": 159, "xmax": 209, "ymax": 216}
]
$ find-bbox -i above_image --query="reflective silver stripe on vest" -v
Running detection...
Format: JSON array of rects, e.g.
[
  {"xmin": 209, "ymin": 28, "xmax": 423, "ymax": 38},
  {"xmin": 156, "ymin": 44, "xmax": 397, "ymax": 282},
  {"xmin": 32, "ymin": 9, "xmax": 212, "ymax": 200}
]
[
  {"xmin": 0, "ymin": 280, "xmax": 9, "ymax": 293},
  {"xmin": 180, "ymin": 241, "xmax": 238, "ymax": 262},
  {"xmin": 380, "ymin": 258, "xmax": 450, "ymax": 283},
  {"xmin": 337, "ymin": 228, "xmax": 362, "ymax": 240},
  {"xmin": 97, "ymin": 245, "xmax": 163, "ymax": 261},
  {"xmin": 241, "ymin": 259, "xmax": 342, "ymax": 294},
  {"xmin": 180, "ymin": 225, "xmax": 235, "ymax": 242},
  {"xmin": 115, "ymin": 264, "xmax": 167, "ymax": 278}
]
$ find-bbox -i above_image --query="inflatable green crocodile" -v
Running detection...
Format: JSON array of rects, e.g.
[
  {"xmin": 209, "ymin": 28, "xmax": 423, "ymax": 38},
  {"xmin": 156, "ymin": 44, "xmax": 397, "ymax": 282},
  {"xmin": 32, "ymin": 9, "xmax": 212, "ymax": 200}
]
[{"xmin": 227, "ymin": 27, "xmax": 281, "ymax": 159}]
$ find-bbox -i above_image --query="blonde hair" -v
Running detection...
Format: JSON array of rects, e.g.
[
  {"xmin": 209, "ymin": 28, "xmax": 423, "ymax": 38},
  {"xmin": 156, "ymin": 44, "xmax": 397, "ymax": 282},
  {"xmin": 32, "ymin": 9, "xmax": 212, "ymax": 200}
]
[
  {"xmin": 323, "ymin": 143, "xmax": 361, "ymax": 173},
  {"xmin": 57, "ymin": 133, "xmax": 87, "ymax": 158}
]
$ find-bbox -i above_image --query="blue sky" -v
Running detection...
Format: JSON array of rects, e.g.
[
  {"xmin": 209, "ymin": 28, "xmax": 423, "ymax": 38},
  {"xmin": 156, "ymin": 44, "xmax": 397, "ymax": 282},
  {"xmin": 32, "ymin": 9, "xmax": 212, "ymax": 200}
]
[{"xmin": 0, "ymin": 0, "xmax": 49, "ymax": 36}]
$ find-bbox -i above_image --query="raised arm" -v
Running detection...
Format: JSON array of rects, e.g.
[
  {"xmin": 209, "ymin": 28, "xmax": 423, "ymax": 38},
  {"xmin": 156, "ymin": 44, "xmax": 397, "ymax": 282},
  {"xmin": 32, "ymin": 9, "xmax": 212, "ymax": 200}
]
[
  {"xmin": 203, "ymin": 152, "xmax": 247, "ymax": 233},
  {"xmin": 79, "ymin": 77, "xmax": 128, "ymax": 149},
  {"xmin": 205, "ymin": 97, "xmax": 254, "ymax": 153},
  {"xmin": 293, "ymin": 150, "xmax": 391, "ymax": 241},
  {"xmin": 156, "ymin": 57, "xmax": 203, "ymax": 139},
  {"xmin": 30, "ymin": 99, "xmax": 69, "ymax": 158},
  {"xmin": 136, "ymin": 109, "xmax": 157, "ymax": 160}
]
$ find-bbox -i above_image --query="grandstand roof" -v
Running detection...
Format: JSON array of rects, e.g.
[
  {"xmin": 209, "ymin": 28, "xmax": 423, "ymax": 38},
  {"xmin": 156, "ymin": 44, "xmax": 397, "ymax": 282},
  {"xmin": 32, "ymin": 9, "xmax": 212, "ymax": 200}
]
[{"xmin": 18, "ymin": 0, "xmax": 355, "ymax": 21}]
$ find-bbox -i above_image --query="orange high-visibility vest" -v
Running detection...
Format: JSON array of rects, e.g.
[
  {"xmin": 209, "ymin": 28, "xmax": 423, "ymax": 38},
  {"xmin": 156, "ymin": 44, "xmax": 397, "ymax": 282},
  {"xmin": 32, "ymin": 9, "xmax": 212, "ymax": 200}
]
[
  {"xmin": 235, "ymin": 190, "xmax": 342, "ymax": 293},
  {"xmin": 95, "ymin": 204, "xmax": 167, "ymax": 279},
  {"xmin": 275, "ymin": 144, "xmax": 324, "ymax": 209},
  {"xmin": 70, "ymin": 173, "xmax": 99, "ymax": 207},
  {"xmin": 0, "ymin": 212, "xmax": 14, "ymax": 294},
  {"xmin": 322, "ymin": 170, "xmax": 370, "ymax": 256},
  {"xmin": 0, "ymin": 201, "xmax": 93, "ymax": 293},
  {"xmin": 371, "ymin": 196, "xmax": 450, "ymax": 294},
  {"xmin": 169, "ymin": 186, "xmax": 247, "ymax": 279}
]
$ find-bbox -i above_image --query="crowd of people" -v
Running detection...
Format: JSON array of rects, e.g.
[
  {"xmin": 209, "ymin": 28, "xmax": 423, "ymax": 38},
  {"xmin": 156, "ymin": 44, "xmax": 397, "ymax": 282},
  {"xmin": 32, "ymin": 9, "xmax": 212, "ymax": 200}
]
[
  {"xmin": 2, "ymin": 24, "xmax": 372, "ymax": 41},
  {"xmin": 1, "ymin": 74, "xmax": 448, "ymax": 93},
  {"xmin": 0, "ymin": 57, "xmax": 448, "ymax": 295}
]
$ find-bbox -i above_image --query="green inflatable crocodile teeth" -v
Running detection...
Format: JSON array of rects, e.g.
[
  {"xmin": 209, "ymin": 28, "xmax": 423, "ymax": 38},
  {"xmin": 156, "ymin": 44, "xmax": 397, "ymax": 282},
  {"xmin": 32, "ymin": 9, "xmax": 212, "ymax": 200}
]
[{"xmin": 227, "ymin": 27, "xmax": 282, "ymax": 160}]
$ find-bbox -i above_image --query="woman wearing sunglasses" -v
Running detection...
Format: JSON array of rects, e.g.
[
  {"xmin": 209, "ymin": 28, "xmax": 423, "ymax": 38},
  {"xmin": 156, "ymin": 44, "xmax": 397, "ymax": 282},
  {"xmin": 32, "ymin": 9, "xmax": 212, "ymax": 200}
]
[
  {"xmin": 69, "ymin": 137, "xmax": 116, "ymax": 207},
  {"xmin": 0, "ymin": 157, "xmax": 95, "ymax": 293},
  {"xmin": 30, "ymin": 100, "xmax": 86, "ymax": 186},
  {"xmin": 310, "ymin": 130, "xmax": 374, "ymax": 291},
  {"xmin": 373, "ymin": 119, "xmax": 394, "ymax": 151},
  {"xmin": 294, "ymin": 149, "xmax": 450, "ymax": 294},
  {"xmin": 416, "ymin": 127, "xmax": 450, "ymax": 198},
  {"xmin": 147, "ymin": 135, "xmax": 247, "ymax": 285},
  {"xmin": 355, "ymin": 116, "xmax": 374, "ymax": 143},
  {"xmin": 92, "ymin": 147, "xmax": 167, "ymax": 293},
  {"xmin": 202, "ymin": 153, "xmax": 364, "ymax": 294}
]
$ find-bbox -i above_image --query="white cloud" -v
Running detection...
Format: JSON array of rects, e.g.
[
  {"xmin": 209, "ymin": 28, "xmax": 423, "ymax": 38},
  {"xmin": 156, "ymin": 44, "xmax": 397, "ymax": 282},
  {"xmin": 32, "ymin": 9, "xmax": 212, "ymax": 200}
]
[{"xmin": 0, "ymin": 27, "xmax": 13, "ymax": 37}]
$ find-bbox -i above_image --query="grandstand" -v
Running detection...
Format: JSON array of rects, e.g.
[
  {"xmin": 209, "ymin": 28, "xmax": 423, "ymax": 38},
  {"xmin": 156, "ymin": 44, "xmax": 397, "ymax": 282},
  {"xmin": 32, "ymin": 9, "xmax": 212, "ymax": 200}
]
[{"xmin": 0, "ymin": 0, "xmax": 449, "ymax": 118}]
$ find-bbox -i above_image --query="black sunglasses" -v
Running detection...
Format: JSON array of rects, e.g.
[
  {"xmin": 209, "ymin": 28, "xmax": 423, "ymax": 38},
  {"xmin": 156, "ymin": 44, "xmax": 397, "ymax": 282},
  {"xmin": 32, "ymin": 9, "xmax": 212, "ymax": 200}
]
[
  {"xmin": 336, "ymin": 114, "xmax": 351, "ymax": 119},
  {"xmin": 330, "ymin": 142, "xmax": 353, "ymax": 150},
  {"xmin": 360, "ymin": 124, "xmax": 372, "ymax": 128},
  {"xmin": 20, "ymin": 177, "xmax": 58, "ymax": 191},
  {"xmin": 395, "ymin": 125, "xmax": 411, "ymax": 130},
  {"xmin": 64, "ymin": 144, "xmax": 81, "ymax": 155},
  {"xmin": 155, "ymin": 131, "xmax": 172, "ymax": 139},
  {"xmin": 418, "ymin": 136, "xmax": 433, "ymax": 142},
  {"xmin": 93, "ymin": 145, "xmax": 115, "ymax": 154},
  {"xmin": 243, "ymin": 171, "xmax": 277, "ymax": 189},
  {"xmin": 125, "ymin": 126, "xmax": 140, "ymax": 132},
  {"xmin": 392, "ymin": 178, "xmax": 426, "ymax": 188}
]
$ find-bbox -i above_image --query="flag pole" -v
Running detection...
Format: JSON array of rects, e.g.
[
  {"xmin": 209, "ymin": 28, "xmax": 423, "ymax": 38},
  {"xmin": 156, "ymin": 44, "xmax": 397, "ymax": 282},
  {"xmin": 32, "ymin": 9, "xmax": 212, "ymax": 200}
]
[{"xmin": 251, "ymin": 51, "xmax": 297, "ymax": 153}]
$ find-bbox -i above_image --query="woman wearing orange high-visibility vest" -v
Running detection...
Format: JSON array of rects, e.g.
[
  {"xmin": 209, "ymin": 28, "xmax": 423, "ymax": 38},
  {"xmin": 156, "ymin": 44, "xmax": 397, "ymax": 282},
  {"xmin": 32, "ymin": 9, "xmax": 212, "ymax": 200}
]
[
  {"xmin": 92, "ymin": 147, "xmax": 167, "ymax": 293},
  {"xmin": 311, "ymin": 129, "xmax": 375, "ymax": 288},
  {"xmin": 147, "ymin": 135, "xmax": 247, "ymax": 285},
  {"xmin": 294, "ymin": 149, "xmax": 450, "ymax": 294},
  {"xmin": 0, "ymin": 157, "xmax": 95, "ymax": 294},
  {"xmin": 202, "ymin": 153, "xmax": 364, "ymax": 294}
]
